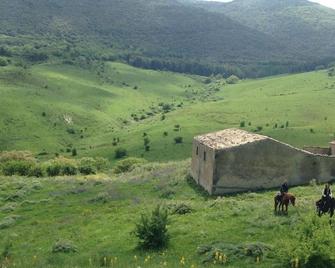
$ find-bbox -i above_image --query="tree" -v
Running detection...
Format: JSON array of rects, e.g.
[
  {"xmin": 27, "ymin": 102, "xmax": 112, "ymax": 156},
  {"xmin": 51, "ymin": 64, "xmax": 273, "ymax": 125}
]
[
  {"xmin": 134, "ymin": 205, "xmax": 169, "ymax": 250},
  {"xmin": 226, "ymin": 75, "xmax": 240, "ymax": 84},
  {"xmin": 115, "ymin": 148, "xmax": 128, "ymax": 159}
]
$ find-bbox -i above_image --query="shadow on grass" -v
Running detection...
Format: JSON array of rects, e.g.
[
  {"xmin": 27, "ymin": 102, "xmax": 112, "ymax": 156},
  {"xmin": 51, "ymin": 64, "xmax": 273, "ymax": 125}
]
[{"xmin": 185, "ymin": 174, "xmax": 212, "ymax": 200}]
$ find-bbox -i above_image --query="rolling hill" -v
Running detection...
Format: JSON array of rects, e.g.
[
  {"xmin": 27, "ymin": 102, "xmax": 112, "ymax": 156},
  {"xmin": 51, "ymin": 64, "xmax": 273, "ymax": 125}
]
[
  {"xmin": 1, "ymin": 0, "xmax": 335, "ymax": 77},
  {"xmin": 1, "ymin": 62, "xmax": 335, "ymax": 163}
]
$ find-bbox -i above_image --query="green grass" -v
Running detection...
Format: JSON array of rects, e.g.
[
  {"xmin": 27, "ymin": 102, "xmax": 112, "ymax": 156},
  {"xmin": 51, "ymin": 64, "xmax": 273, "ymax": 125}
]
[
  {"xmin": 0, "ymin": 161, "xmax": 334, "ymax": 267},
  {"xmin": 1, "ymin": 62, "xmax": 335, "ymax": 164}
]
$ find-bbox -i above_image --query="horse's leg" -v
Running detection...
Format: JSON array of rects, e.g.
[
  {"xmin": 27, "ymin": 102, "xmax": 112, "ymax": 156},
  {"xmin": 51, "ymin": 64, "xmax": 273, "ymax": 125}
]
[{"xmin": 274, "ymin": 199, "xmax": 277, "ymax": 212}]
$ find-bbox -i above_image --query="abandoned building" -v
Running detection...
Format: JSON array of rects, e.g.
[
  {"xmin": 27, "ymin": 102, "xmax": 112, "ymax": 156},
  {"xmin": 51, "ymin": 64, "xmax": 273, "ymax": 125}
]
[{"xmin": 191, "ymin": 128, "xmax": 335, "ymax": 195}]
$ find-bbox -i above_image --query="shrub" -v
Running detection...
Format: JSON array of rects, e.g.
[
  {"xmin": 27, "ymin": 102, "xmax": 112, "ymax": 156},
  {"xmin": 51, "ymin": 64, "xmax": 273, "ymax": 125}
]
[
  {"xmin": 115, "ymin": 148, "xmax": 128, "ymax": 159},
  {"xmin": 0, "ymin": 57, "xmax": 8, "ymax": 67},
  {"xmin": 2, "ymin": 160, "xmax": 34, "ymax": 176},
  {"xmin": 256, "ymin": 126, "xmax": 263, "ymax": 132},
  {"xmin": 226, "ymin": 75, "xmax": 239, "ymax": 84},
  {"xmin": 52, "ymin": 240, "xmax": 78, "ymax": 253},
  {"xmin": 240, "ymin": 121, "xmax": 245, "ymax": 128},
  {"xmin": 45, "ymin": 157, "xmax": 78, "ymax": 176},
  {"xmin": 134, "ymin": 205, "xmax": 169, "ymax": 250},
  {"xmin": 0, "ymin": 151, "xmax": 35, "ymax": 163},
  {"xmin": 170, "ymin": 203, "xmax": 193, "ymax": 215},
  {"xmin": 71, "ymin": 148, "xmax": 77, "ymax": 156},
  {"xmin": 78, "ymin": 157, "xmax": 97, "ymax": 175},
  {"xmin": 114, "ymin": 157, "xmax": 147, "ymax": 174},
  {"xmin": 304, "ymin": 254, "xmax": 335, "ymax": 268},
  {"xmin": 28, "ymin": 164, "xmax": 44, "ymax": 177},
  {"xmin": 94, "ymin": 157, "xmax": 109, "ymax": 171},
  {"xmin": 174, "ymin": 136, "xmax": 183, "ymax": 144}
]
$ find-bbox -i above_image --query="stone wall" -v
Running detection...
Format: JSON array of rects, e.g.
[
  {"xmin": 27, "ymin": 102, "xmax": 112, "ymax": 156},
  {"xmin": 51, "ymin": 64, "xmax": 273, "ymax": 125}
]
[
  {"xmin": 303, "ymin": 146, "xmax": 330, "ymax": 155},
  {"xmin": 331, "ymin": 142, "xmax": 335, "ymax": 155},
  {"xmin": 190, "ymin": 139, "xmax": 215, "ymax": 193},
  {"xmin": 211, "ymin": 138, "xmax": 335, "ymax": 195}
]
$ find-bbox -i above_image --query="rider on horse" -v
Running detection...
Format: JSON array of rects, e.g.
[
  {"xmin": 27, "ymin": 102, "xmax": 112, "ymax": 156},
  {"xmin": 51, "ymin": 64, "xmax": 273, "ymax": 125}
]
[
  {"xmin": 280, "ymin": 180, "xmax": 289, "ymax": 200},
  {"xmin": 321, "ymin": 183, "xmax": 332, "ymax": 206}
]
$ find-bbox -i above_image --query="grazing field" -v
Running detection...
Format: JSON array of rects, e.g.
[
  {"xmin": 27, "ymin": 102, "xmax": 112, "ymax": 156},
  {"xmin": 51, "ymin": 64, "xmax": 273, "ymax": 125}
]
[
  {"xmin": 0, "ymin": 160, "xmax": 334, "ymax": 268},
  {"xmin": 0, "ymin": 62, "xmax": 335, "ymax": 164}
]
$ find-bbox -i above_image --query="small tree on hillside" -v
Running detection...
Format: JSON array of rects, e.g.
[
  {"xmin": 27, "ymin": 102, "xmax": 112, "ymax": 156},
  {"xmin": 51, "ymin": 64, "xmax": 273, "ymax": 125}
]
[
  {"xmin": 226, "ymin": 75, "xmax": 239, "ymax": 84},
  {"xmin": 134, "ymin": 205, "xmax": 169, "ymax": 250},
  {"xmin": 115, "ymin": 148, "xmax": 128, "ymax": 159}
]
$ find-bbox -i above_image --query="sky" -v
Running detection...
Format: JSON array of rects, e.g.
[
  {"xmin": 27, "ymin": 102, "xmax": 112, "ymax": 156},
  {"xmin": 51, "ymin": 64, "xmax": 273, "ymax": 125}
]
[{"xmin": 203, "ymin": 0, "xmax": 335, "ymax": 9}]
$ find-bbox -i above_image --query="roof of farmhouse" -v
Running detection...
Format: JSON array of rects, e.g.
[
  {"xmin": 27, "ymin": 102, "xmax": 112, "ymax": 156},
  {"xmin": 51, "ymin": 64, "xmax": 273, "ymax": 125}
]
[{"xmin": 195, "ymin": 128, "xmax": 267, "ymax": 150}]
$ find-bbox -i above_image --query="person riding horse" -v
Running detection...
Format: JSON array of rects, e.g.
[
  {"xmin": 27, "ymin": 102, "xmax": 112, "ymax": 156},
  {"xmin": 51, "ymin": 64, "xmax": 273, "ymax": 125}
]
[
  {"xmin": 321, "ymin": 183, "xmax": 332, "ymax": 206},
  {"xmin": 280, "ymin": 180, "xmax": 289, "ymax": 201},
  {"xmin": 316, "ymin": 183, "xmax": 334, "ymax": 218}
]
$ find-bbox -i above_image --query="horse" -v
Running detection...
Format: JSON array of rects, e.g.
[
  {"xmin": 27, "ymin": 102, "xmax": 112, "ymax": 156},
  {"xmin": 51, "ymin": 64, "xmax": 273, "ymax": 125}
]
[
  {"xmin": 274, "ymin": 193, "xmax": 296, "ymax": 214},
  {"xmin": 316, "ymin": 197, "xmax": 335, "ymax": 218}
]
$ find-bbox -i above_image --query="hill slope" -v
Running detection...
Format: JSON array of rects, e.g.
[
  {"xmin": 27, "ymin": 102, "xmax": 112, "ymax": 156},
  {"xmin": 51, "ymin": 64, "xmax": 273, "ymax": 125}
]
[
  {"xmin": 1, "ymin": 62, "xmax": 335, "ymax": 162},
  {"xmin": 1, "ymin": 0, "xmax": 335, "ymax": 77},
  {"xmin": 196, "ymin": 0, "xmax": 335, "ymax": 64}
]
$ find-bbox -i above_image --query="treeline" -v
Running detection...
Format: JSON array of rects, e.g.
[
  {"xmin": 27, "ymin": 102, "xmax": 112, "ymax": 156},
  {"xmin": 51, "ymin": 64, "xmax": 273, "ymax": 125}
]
[{"xmin": 124, "ymin": 55, "xmax": 335, "ymax": 78}]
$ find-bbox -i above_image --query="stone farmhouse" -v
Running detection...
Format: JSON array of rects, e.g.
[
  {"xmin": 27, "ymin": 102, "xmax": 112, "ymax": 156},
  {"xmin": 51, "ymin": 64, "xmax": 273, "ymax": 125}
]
[{"xmin": 191, "ymin": 128, "xmax": 335, "ymax": 195}]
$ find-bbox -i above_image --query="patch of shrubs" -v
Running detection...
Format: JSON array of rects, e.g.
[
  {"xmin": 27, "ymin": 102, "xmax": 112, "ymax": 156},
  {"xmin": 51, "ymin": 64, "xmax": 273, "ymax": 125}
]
[
  {"xmin": 45, "ymin": 157, "xmax": 78, "ymax": 176},
  {"xmin": 133, "ymin": 205, "xmax": 169, "ymax": 250},
  {"xmin": 226, "ymin": 75, "xmax": 240, "ymax": 84},
  {"xmin": 114, "ymin": 157, "xmax": 148, "ymax": 174},
  {"xmin": 0, "ymin": 57, "xmax": 9, "ymax": 67},
  {"xmin": 174, "ymin": 136, "xmax": 183, "ymax": 144},
  {"xmin": 52, "ymin": 240, "xmax": 78, "ymax": 253},
  {"xmin": 0, "ymin": 150, "xmax": 109, "ymax": 177},
  {"xmin": 169, "ymin": 203, "xmax": 193, "ymax": 215},
  {"xmin": 303, "ymin": 253, "xmax": 335, "ymax": 268},
  {"xmin": 1, "ymin": 160, "xmax": 34, "ymax": 176},
  {"xmin": 78, "ymin": 157, "xmax": 97, "ymax": 175},
  {"xmin": 115, "ymin": 148, "xmax": 128, "ymax": 159}
]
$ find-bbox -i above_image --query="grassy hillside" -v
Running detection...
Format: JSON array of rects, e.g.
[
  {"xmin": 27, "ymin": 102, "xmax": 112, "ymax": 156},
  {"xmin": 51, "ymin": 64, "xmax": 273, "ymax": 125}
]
[
  {"xmin": 1, "ymin": 62, "xmax": 335, "ymax": 163},
  {"xmin": 0, "ymin": 161, "xmax": 334, "ymax": 267}
]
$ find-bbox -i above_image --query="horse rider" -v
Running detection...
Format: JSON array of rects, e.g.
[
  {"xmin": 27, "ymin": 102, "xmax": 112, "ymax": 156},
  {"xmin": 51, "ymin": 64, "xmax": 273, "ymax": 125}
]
[
  {"xmin": 321, "ymin": 183, "xmax": 332, "ymax": 206},
  {"xmin": 278, "ymin": 180, "xmax": 289, "ymax": 201}
]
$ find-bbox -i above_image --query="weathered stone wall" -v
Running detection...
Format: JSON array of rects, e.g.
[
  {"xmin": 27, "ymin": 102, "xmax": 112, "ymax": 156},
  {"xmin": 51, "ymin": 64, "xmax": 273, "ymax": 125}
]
[
  {"xmin": 191, "ymin": 139, "xmax": 215, "ymax": 193},
  {"xmin": 303, "ymin": 146, "xmax": 330, "ymax": 155},
  {"xmin": 211, "ymin": 138, "xmax": 335, "ymax": 195},
  {"xmin": 331, "ymin": 142, "xmax": 335, "ymax": 155}
]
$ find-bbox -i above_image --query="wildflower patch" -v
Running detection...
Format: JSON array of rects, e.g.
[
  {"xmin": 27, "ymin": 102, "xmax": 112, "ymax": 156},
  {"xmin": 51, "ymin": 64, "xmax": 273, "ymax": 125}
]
[{"xmin": 197, "ymin": 241, "xmax": 272, "ymax": 264}]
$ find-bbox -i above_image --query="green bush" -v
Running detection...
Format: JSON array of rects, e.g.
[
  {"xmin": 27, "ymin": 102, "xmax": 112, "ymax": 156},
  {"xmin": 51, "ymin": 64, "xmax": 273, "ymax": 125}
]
[
  {"xmin": 78, "ymin": 157, "xmax": 97, "ymax": 175},
  {"xmin": 114, "ymin": 157, "xmax": 147, "ymax": 174},
  {"xmin": 226, "ymin": 75, "xmax": 239, "ymax": 84},
  {"xmin": 115, "ymin": 148, "xmax": 128, "ymax": 159},
  {"xmin": 174, "ymin": 136, "xmax": 183, "ymax": 144},
  {"xmin": 304, "ymin": 254, "xmax": 335, "ymax": 268},
  {"xmin": 94, "ymin": 157, "xmax": 109, "ymax": 171},
  {"xmin": 45, "ymin": 157, "xmax": 78, "ymax": 176},
  {"xmin": 2, "ymin": 160, "xmax": 34, "ymax": 176},
  {"xmin": 52, "ymin": 240, "xmax": 78, "ymax": 253},
  {"xmin": 28, "ymin": 164, "xmax": 44, "ymax": 177},
  {"xmin": 46, "ymin": 163, "xmax": 62, "ymax": 177},
  {"xmin": 0, "ymin": 57, "xmax": 8, "ymax": 67},
  {"xmin": 134, "ymin": 205, "xmax": 169, "ymax": 250}
]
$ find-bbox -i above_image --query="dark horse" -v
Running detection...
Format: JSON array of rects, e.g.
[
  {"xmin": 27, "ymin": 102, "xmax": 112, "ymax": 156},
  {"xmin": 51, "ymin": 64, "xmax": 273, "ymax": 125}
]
[
  {"xmin": 274, "ymin": 193, "xmax": 296, "ymax": 213},
  {"xmin": 316, "ymin": 197, "xmax": 335, "ymax": 218}
]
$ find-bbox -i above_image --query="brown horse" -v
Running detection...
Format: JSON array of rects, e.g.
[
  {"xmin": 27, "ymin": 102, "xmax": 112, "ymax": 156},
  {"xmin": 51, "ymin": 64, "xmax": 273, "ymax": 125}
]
[{"xmin": 274, "ymin": 193, "xmax": 296, "ymax": 213}]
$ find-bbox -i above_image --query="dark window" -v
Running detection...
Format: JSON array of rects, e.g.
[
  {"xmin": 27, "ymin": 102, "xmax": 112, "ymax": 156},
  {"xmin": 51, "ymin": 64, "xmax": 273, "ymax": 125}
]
[
  {"xmin": 196, "ymin": 146, "xmax": 199, "ymax": 155},
  {"xmin": 204, "ymin": 151, "xmax": 206, "ymax": 161}
]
